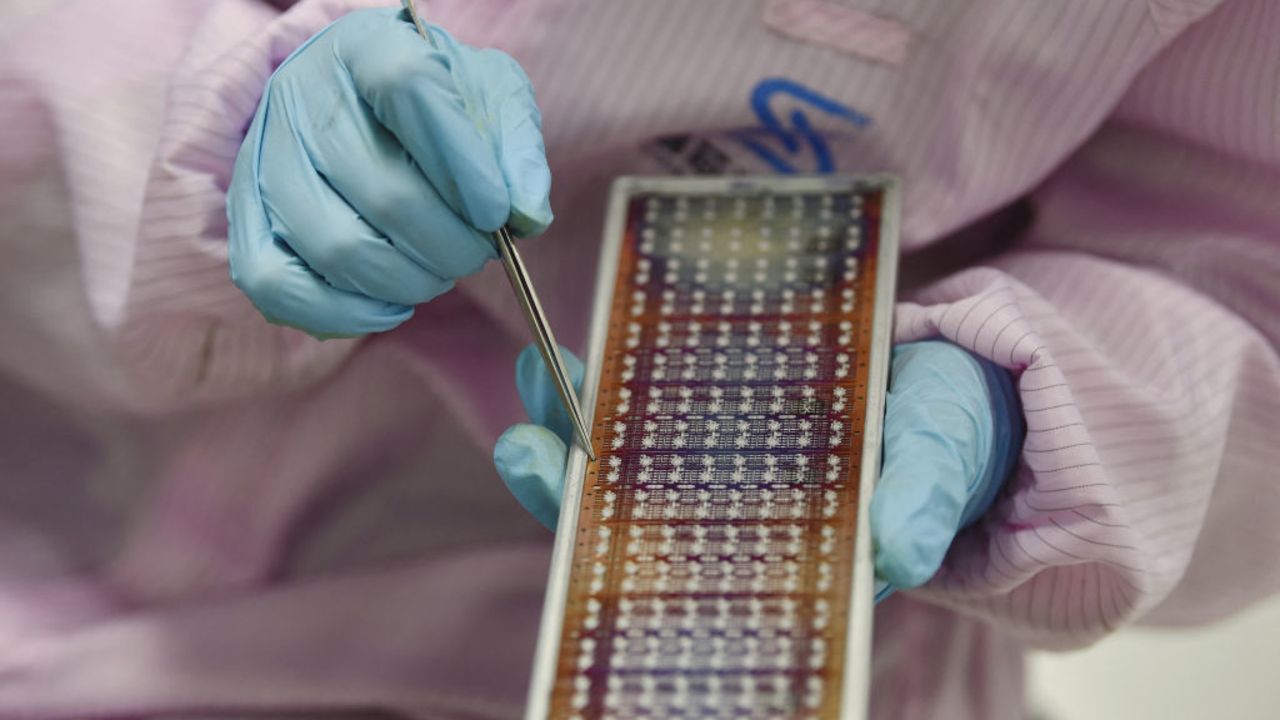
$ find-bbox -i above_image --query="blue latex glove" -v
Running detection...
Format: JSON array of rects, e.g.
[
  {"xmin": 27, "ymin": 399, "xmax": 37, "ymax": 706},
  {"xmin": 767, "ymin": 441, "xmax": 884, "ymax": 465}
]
[
  {"xmin": 494, "ymin": 345, "xmax": 587, "ymax": 528},
  {"xmin": 871, "ymin": 340, "xmax": 1023, "ymax": 597},
  {"xmin": 227, "ymin": 8, "xmax": 552, "ymax": 337},
  {"xmin": 494, "ymin": 340, "xmax": 1022, "ymax": 597}
]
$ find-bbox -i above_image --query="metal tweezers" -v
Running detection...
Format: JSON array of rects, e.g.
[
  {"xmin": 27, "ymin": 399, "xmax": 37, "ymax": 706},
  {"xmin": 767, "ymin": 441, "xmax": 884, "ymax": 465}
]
[{"xmin": 401, "ymin": 0, "xmax": 595, "ymax": 461}]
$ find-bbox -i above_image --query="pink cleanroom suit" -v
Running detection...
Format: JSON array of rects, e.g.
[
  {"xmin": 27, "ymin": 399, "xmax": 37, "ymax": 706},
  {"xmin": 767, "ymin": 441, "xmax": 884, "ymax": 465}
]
[{"xmin": 1, "ymin": 0, "xmax": 1278, "ymax": 718}]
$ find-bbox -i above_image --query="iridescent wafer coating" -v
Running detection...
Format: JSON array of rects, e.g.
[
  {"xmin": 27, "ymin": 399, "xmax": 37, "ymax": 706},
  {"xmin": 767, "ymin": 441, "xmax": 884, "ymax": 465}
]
[{"xmin": 546, "ymin": 184, "xmax": 888, "ymax": 719}]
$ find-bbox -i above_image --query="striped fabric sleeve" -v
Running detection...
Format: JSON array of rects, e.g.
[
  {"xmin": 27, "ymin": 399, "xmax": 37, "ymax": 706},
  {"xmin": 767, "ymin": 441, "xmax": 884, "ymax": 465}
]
[
  {"xmin": 0, "ymin": 0, "xmax": 384, "ymax": 415},
  {"xmin": 892, "ymin": 250, "xmax": 1280, "ymax": 649},
  {"xmin": 115, "ymin": 0, "xmax": 391, "ymax": 413}
]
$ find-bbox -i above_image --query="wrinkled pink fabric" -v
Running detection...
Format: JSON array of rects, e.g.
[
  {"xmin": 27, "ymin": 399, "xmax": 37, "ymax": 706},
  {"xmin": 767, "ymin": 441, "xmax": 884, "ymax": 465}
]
[{"xmin": 1, "ymin": 0, "xmax": 1277, "ymax": 718}]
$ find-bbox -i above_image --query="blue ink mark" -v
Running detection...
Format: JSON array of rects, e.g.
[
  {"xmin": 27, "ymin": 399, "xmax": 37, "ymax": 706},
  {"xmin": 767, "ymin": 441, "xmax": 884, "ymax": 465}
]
[{"xmin": 733, "ymin": 77, "xmax": 872, "ymax": 174}]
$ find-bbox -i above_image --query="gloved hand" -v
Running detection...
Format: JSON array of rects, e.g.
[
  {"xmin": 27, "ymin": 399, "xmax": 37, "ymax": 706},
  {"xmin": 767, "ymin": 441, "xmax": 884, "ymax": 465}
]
[
  {"xmin": 494, "ymin": 345, "xmax": 587, "ymax": 528},
  {"xmin": 227, "ymin": 8, "xmax": 552, "ymax": 337},
  {"xmin": 870, "ymin": 340, "xmax": 1023, "ymax": 595},
  {"xmin": 494, "ymin": 340, "xmax": 1022, "ymax": 597}
]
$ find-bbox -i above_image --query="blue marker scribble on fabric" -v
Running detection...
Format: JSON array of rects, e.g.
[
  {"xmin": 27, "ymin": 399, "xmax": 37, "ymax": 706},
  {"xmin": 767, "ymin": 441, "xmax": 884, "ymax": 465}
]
[{"xmin": 733, "ymin": 78, "xmax": 872, "ymax": 174}]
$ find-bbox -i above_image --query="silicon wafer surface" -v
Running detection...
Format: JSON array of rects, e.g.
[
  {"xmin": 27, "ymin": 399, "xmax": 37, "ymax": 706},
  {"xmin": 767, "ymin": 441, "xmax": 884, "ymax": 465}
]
[{"xmin": 543, "ymin": 179, "xmax": 892, "ymax": 719}]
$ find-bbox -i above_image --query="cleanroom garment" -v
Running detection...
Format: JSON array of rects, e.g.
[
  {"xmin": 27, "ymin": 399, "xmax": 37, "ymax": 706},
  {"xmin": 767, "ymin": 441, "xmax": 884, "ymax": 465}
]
[{"xmin": 0, "ymin": 1, "xmax": 1277, "ymax": 718}]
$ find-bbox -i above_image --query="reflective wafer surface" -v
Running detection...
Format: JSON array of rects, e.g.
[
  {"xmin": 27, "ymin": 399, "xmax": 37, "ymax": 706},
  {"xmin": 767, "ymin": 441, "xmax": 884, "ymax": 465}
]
[{"xmin": 548, "ymin": 183, "xmax": 888, "ymax": 719}]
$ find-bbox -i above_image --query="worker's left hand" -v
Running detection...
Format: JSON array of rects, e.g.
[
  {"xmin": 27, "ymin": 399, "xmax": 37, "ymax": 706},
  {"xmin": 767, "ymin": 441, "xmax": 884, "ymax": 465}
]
[{"xmin": 494, "ymin": 340, "xmax": 1023, "ymax": 595}]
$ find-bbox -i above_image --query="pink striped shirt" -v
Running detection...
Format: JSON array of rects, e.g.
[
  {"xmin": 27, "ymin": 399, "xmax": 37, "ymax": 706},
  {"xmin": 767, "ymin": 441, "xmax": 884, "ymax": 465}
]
[{"xmin": 0, "ymin": 0, "xmax": 1276, "ymax": 718}]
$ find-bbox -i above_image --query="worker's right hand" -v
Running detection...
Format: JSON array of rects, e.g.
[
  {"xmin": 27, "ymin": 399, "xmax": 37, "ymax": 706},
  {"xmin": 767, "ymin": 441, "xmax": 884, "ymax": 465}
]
[{"xmin": 226, "ymin": 8, "xmax": 552, "ymax": 337}]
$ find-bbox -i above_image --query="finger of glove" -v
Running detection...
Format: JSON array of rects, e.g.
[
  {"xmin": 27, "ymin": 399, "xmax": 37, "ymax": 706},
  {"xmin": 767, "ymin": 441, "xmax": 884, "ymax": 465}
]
[
  {"xmin": 338, "ymin": 14, "xmax": 510, "ymax": 232},
  {"xmin": 257, "ymin": 113, "xmax": 454, "ymax": 306},
  {"xmin": 494, "ymin": 423, "xmax": 568, "ymax": 530},
  {"xmin": 515, "ymin": 343, "xmax": 585, "ymax": 447},
  {"xmin": 894, "ymin": 342, "xmax": 1018, "ymax": 528},
  {"xmin": 311, "ymin": 105, "xmax": 496, "ymax": 280},
  {"xmin": 870, "ymin": 342, "xmax": 990, "ymax": 589},
  {"xmin": 227, "ymin": 99, "xmax": 412, "ymax": 336},
  {"xmin": 495, "ymin": 64, "xmax": 553, "ymax": 237},
  {"xmin": 229, "ymin": 219, "xmax": 414, "ymax": 336}
]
